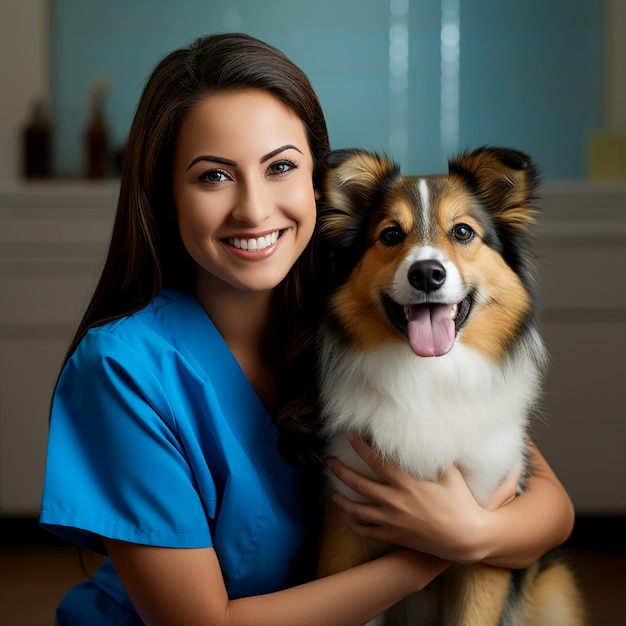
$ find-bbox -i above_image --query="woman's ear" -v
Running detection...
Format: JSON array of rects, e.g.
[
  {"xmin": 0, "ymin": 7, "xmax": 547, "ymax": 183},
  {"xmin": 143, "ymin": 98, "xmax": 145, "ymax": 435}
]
[{"xmin": 314, "ymin": 188, "xmax": 321, "ymax": 200}]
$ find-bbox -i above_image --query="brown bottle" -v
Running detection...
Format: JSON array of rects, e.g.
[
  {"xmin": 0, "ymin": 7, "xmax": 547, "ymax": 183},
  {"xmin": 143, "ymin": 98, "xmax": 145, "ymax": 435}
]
[
  {"xmin": 85, "ymin": 82, "xmax": 109, "ymax": 179},
  {"xmin": 23, "ymin": 100, "xmax": 51, "ymax": 179}
]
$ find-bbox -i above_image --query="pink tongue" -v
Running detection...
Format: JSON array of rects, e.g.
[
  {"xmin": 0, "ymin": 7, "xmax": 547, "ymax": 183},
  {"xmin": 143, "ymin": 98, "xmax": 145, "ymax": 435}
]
[{"xmin": 407, "ymin": 304, "xmax": 455, "ymax": 357}]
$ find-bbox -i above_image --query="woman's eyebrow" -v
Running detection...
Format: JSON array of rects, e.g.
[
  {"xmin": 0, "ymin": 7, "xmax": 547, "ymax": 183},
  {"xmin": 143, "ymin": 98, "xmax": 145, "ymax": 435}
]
[
  {"xmin": 260, "ymin": 144, "xmax": 303, "ymax": 163},
  {"xmin": 186, "ymin": 144, "xmax": 303, "ymax": 171},
  {"xmin": 186, "ymin": 155, "xmax": 236, "ymax": 170}
]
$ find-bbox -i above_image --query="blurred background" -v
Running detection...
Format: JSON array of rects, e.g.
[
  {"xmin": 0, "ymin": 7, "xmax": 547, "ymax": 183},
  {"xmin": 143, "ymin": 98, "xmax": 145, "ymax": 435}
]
[
  {"xmin": 2, "ymin": 0, "xmax": 624, "ymax": 180},
  {"xmin": 1, "ymin": 0, "xmax": 625, "ymax": 537},
  {"xmin": 1, "ymin": 1, "xmax": 625, "ymax": 623}
]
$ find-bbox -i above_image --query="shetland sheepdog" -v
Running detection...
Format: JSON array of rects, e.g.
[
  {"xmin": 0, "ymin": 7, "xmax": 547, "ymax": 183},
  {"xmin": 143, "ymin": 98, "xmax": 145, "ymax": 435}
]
[{"xmin": 314, "ymin": 147, "xmax": 584, "ymax": 625}]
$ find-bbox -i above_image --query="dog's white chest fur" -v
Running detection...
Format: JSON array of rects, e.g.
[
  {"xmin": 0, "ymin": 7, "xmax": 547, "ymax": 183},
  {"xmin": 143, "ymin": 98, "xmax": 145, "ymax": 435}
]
[{"xmin": 319, "ymin": 330, "xmax": 545, "ymax": 506}]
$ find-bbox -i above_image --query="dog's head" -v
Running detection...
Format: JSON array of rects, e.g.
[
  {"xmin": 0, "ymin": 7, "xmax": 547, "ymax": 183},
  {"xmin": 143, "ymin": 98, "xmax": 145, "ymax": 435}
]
[{"xmin": 316, "ymin": 147, "xmax": 541, "ymax": 362}]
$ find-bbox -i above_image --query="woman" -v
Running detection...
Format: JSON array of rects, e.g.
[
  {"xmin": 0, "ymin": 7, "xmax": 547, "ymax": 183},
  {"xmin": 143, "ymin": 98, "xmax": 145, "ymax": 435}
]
[{"xmin": 40, "ymin": 33, "xmax": 574, "ymax": 625}]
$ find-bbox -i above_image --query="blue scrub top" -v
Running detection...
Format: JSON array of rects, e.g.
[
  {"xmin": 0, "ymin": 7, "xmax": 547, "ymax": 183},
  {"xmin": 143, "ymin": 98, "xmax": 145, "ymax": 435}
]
[{"xmin": 40, "ymin": 289, "xmax": 315, "ymax": 624}]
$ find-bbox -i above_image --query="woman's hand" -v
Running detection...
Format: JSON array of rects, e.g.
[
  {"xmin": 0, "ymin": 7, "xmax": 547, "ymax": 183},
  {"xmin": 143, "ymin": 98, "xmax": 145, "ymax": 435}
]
[
  {"xmin": 326, "ymin": 434, "xmax": 574, "ymax": 569},
  {"xmin": 325, "ymin": 434, "xmax": 497, "ymax": 563}
]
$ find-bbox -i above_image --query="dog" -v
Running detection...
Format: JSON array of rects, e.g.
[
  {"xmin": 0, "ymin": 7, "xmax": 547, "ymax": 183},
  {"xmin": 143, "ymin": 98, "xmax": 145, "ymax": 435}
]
[{"xmin": 314, "ymin": 147, "xmax": 585, "ymax": 625}]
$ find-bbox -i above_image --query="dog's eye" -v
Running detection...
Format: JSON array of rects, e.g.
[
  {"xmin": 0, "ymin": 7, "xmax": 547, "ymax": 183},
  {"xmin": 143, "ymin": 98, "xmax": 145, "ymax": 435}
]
[
  {"xmin": 379, "ymin": 227, "xmax": 405, "ymax": 246},
  {"xmin": 452, "ymin": 224, "xmax": 474, "ymax": 242}
]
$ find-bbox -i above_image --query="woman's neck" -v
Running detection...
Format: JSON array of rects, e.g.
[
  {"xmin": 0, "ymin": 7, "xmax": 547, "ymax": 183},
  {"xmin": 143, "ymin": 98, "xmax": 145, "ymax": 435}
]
[
  {"xmin": 194, "ymin": 273, "xmax": 275, "ymax": 351},
  {"xmin": 193, "ymin": 271, "xmax": 281, "ymax": 414}
]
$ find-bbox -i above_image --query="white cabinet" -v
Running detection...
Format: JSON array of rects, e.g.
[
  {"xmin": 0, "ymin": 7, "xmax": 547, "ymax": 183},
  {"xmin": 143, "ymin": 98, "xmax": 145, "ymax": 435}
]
[
  {"xmin": 1, "ymin": 181, "xmax": 625, "ymax": 515},
  {"xmin": 0, "ymin": 182, "xmax": 118, "ymax": 514},
  {"xmin": 534, "ymin": 183, "xmax": 626, "ymax": 514}
]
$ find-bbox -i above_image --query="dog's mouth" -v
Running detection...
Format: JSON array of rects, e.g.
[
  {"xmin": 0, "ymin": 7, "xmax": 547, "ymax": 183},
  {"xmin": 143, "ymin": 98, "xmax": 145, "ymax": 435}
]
[{"xmin": 383, "ymin": 293, "xmax": 473, "ymax": 357}]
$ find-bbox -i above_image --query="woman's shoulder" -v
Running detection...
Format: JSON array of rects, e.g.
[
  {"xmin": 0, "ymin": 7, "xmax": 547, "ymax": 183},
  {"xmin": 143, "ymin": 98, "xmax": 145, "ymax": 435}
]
[
  {"xmin": 84, "ymin": 289, "xmax": 199, "ymax": 348},
  {"xmin": 68, "ymin": 289, "xmax": 223, "ymax": 383}
]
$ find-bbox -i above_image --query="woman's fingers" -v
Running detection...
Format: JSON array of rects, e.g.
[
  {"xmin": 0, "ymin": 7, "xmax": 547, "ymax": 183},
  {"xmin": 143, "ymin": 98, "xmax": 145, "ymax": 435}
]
[
  {"xmin": 343, "ymin": 434, "xmax": 401, "ymax": 484},
  {"xmin": 331, "ymin": 491, "xmax": 383, "ymax": 528},
  {"xmin": 325, "ymin": 436, "xmax": 470, "ymax": 507},
  {"xmin": 325, "ymin": 457, "xmax": 387, "ymax": 503},
  {"xmin": 483, "ymin": 462, "xmax": 521, "ymax": 511}
]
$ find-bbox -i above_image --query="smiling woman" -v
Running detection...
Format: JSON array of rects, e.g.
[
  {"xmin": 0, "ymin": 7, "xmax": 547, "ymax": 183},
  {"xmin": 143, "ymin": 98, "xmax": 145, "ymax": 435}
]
[
  {"xmin": 172, "ymin": 90, "xmax": 317, "ymax": 300},
  {"xmin": 37, "ymin": 33, "xmax": 453, "ymax": 626}
]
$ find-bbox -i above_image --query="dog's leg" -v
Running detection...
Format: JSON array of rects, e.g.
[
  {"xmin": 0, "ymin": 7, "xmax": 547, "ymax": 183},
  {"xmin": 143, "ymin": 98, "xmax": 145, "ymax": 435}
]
[
  {"xmin": 383, "ymin": 591, "xmax": 439, "ymax": 626},
  {"xmin": 318, "ymin": 499, "xmax": 391, "ymax": 626},
  {"xmin": 317, "ymin": 497, "xmax": 388, "ymax": 578},
  {"xmin": 515, "ymin": 558, "xmax": 586, "ymax": 625},
  {"xmin": 438, "ymin": 563, "xmax": 511, "ymax": 626}
]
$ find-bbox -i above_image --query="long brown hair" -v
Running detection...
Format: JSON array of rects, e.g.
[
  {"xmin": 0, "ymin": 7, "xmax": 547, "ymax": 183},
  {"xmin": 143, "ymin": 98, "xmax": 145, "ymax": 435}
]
[{"xmin": 60, "ymin": 33, "xmax": 329, "ymax": 465}]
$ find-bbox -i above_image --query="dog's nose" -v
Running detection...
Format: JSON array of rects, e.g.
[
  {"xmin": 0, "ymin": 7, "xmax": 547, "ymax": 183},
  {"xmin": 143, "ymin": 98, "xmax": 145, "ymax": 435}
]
[{"xmin": 408, "ymin": 260, "xmax": 447, "ymax": 293}]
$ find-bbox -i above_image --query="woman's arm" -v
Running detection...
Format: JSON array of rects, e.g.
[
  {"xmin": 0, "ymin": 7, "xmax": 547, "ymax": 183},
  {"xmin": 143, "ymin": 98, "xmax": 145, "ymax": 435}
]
[
  {"xmin": 327, "ymin": 435, "xmax": 575, "ymax": 569},
  {"xmin": 104, "ymin": 539, "xmax": 449, "ymax": 626},
  {"xmin": 476, "ymin": 440, "xmax": 575, "ymax": 567}
]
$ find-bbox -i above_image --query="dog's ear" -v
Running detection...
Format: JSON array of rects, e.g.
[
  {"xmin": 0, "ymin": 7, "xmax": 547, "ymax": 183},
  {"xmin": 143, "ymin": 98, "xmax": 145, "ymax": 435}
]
[
  {"xmin": 448, "ymin": 147, "xmax": 541, "ymax": 231},
  {"xmin": 316, "ymin": 149, "xmax": 399, "ymax": 285},
  {"xmin": 321, "ymin": 149, "xmax": 399, "ymax": 220}
]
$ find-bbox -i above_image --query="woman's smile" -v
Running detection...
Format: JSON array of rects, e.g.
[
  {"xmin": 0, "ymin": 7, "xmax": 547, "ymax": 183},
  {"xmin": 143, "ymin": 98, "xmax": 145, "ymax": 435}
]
[{"xmin": 226, "ymin": 229, "xmax": 283, "ymax": 253}]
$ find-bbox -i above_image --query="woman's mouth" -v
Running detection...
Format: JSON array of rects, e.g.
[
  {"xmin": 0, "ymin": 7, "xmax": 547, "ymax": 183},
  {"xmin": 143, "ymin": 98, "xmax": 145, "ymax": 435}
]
[{"xmin": 227, "ymin": 230, "xmax": 282, "ymax": 251}]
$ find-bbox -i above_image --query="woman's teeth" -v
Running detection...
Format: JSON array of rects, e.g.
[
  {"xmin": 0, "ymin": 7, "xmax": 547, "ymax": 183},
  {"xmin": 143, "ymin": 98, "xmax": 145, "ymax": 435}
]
[{"xmin": 229, "ymin": 231, "xmax": 279, "ymax": 251}]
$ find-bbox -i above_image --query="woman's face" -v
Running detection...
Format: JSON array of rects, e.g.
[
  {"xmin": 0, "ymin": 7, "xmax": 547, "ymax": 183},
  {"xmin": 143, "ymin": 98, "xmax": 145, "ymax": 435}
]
[{"xmin": 172, "ymin": 90, "xmax": 317, "ymax": 296}]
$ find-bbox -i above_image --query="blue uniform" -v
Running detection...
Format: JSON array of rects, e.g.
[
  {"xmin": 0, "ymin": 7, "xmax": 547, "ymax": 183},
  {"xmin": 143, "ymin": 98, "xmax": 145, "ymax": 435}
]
[{"xmin": 40, "ymin": 289, "xmax": 314, "ymax": 624}]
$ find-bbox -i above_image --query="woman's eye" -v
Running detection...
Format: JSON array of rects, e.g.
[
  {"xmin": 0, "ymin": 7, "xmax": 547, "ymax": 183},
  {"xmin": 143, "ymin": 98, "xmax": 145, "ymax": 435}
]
[
  {"xmin": 452, "ymin": 223, "xmax": 474, "ymax": 242},
  {"xmin": 268, "ymin": 159, "xmax": 298, "ymax": 176},
  {"xmin": 379, "ymin": 226, "xmax": 405, "ymax": 246},
  {"xmin": 198, "ymin": 169, "xmax": 229, "ymax": 184}
]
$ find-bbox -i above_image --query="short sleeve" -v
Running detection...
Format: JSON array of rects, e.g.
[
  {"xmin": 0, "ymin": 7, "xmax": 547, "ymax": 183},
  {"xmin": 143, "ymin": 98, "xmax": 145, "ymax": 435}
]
[{"xmin": 40, "ymin": 329, "xmax": 215, "ymax": 554}]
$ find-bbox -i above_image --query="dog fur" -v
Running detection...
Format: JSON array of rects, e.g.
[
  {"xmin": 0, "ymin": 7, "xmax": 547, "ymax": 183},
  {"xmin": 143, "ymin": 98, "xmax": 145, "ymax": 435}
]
[{"xmin": 314, "ymin": 147, "xmax": 585, "ymax": 626}]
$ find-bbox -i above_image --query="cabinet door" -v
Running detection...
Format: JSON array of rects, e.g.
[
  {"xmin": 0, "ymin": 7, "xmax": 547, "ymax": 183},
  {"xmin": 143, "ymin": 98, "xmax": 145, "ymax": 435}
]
[{"xmin": 0, "ymin": 185, "xmax": 116, "ymax": 514}]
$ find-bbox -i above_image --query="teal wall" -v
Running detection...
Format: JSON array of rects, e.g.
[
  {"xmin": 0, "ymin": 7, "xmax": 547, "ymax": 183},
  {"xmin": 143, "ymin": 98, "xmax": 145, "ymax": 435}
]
[{"xmin": 52, "ymin": 0, "xmax": 605, "ymax": 179}]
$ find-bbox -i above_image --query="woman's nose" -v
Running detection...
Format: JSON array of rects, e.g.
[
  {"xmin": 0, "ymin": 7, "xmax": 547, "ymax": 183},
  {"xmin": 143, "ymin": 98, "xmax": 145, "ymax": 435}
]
[{"xmin": 231, "ymin": 179, "xmax": 272, "ymax": 226}]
